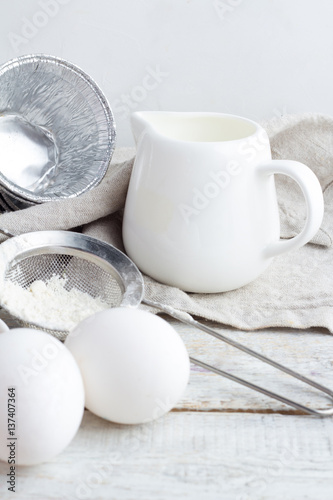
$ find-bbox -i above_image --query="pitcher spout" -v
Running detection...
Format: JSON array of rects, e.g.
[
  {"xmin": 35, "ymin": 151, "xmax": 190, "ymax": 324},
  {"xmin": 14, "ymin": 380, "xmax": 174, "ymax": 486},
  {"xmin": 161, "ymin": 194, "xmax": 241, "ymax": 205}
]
[
  {"xmin": 131, "ymin": 111, "xmax": 182, "ymax": 144},
  {"xmin": 131, "ymin": 111, "xmax": 153, "ymax": 144}
]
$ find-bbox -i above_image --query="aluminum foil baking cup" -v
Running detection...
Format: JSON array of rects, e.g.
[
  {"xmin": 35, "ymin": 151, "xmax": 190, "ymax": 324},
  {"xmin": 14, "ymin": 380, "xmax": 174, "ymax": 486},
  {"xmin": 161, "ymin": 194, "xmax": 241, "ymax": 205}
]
[{"xmin": 0, "ymin": 54, "xmax": 116, "ymax": 205}]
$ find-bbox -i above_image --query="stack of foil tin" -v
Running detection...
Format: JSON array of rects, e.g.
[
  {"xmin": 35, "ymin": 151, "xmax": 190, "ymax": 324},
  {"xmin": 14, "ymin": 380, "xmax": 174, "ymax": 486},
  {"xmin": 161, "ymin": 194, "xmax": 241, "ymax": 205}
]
[{"xmin": 0, "ymin": 54, "xmax": 116, "ymax": 211}]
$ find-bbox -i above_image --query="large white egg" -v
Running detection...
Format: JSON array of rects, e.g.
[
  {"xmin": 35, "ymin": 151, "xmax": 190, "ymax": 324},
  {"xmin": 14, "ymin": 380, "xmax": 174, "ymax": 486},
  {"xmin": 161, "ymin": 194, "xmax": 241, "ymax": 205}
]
[
  {"xmin": 65, "ymin": 308, "xmax": 190, "ymax": 424},
  {"xmin": 0, "ymin": 329, "xmax": 85, "ymax": 465}
]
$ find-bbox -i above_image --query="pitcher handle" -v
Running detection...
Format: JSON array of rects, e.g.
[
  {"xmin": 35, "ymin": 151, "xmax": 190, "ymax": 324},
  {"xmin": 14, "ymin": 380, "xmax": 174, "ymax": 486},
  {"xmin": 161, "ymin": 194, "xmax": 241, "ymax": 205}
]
[{"xmin": 257, "ymin": 160, "xmax": 324, "ymax": 258}]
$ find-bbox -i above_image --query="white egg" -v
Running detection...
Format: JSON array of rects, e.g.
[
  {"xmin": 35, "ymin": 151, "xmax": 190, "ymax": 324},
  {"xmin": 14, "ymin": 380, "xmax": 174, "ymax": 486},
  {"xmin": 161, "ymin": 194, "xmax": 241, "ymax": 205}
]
[
  {"xmin": 65, "ymin": 308, "xmax": 190, "ymax": 424},
  {"xmin": 0, "ymin": 319, "xmax": 8, "ymax": 332},
  {"xmin": 0, "ymin": 329, "xmax": 85, "ymax": 466}
]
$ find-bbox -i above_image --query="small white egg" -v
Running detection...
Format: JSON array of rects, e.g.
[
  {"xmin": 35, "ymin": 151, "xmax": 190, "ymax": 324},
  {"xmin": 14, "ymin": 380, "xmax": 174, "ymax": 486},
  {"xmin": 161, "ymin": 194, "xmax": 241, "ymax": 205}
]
[
  {"xmin": 65, "ymin": 308, "xmax": 190, "ymax": 424},
  {"xmin": 0, "ymin": 319, "xmax": 9, "ymax": 332},
  {"xmin": 0, "ymin": 329, "xmax": 85, "ymax": 466}
]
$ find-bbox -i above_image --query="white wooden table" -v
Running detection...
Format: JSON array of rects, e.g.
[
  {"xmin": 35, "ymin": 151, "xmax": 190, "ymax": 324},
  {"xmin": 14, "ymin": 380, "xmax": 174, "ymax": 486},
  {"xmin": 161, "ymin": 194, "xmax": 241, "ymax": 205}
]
[{"xmin": 1, "ymin": 318, "xmax": 333, "ymax": 500}]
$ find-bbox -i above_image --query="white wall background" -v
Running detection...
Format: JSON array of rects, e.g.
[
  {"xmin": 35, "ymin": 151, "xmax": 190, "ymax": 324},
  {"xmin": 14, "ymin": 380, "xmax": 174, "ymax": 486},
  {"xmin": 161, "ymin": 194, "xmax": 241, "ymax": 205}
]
[{"xmin": 1, "ymin": 0, "xmax": 332, "ymax": 146}]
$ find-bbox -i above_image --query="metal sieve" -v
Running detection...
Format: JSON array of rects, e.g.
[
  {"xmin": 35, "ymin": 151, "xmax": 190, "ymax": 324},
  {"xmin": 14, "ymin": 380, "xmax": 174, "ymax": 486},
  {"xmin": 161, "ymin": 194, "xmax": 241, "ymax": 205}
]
[
  {"xmin": 0, "ymin": 231, "xmax": 143, "ymax": 339},
  {"xmin": 0, "ymin": 230, "xmax": 332, "ymax": 417}
]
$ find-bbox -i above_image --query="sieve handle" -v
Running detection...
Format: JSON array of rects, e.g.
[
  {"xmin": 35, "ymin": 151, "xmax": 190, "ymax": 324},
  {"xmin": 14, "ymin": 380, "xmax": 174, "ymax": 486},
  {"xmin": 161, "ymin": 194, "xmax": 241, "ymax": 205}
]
[{"xmin": 143, "ymin": 298, "xmax": 333, "ymax": 416}]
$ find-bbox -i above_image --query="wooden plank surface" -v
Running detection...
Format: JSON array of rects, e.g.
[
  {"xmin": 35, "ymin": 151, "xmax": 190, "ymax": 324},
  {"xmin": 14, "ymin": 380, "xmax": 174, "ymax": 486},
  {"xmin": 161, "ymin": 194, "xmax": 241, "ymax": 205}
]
[
  {"xmin": 172, "ymin": 319, "xmax": 333, "ymax": 414},
  {"xmin": 1, "ymin": 411, "xmax": 332, "ymax": 500},
  {"xmin": 1, "ymin": 317, "xmax": 333, "ymax": 500}
]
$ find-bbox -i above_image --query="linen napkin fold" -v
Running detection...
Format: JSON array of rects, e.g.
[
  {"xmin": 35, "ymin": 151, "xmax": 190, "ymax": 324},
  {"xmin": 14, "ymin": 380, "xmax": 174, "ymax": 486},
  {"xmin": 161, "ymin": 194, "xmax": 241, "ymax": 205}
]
[{"xmin": 0, "ymin": 113, "xmax": 332, "ymax": 332}]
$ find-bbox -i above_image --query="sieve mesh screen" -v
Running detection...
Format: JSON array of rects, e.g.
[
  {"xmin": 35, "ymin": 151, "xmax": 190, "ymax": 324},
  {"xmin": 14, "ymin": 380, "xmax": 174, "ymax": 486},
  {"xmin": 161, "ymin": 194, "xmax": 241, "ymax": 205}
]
[
  {"xmin": 3, "ymin": 253, "xmax": 124, "ymax": 339},
  {"xmin": 5, "ymin": 253, "xmax": 123, "ymax": 307}
]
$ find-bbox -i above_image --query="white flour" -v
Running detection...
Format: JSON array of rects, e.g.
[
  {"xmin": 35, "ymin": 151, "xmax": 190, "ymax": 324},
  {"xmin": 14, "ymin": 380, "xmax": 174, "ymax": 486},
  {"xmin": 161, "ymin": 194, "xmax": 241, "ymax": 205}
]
[{"xmin": 1, "ymin": 275, "xmax": 109, "ymax": 331}]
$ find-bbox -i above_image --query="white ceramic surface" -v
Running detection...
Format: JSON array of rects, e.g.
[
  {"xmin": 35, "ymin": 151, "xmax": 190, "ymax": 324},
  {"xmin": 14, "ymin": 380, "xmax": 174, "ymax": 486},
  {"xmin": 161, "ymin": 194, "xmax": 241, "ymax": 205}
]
[{"xmin": 122, "ymin": 111, "xmax": 324, "ymax": 293}]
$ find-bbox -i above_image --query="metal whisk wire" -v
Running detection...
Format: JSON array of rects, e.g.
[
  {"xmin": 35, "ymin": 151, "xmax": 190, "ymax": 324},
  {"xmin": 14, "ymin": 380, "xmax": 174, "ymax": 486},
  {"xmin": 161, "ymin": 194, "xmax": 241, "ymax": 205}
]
[
  {"xmin": 142, "ymin": 300, "xmax": 333, "ymax": 416},
  {"xmin": 0, "ymin": 230, "xmax": 332, "ymax": 417}
]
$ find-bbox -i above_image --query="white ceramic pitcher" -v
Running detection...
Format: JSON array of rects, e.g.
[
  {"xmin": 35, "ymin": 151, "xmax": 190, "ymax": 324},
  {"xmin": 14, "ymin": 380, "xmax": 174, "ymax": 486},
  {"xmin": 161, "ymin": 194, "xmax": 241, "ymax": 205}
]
[{"xmin": 122, "ymin": 112, "xmax": 324, "ymax": 293}]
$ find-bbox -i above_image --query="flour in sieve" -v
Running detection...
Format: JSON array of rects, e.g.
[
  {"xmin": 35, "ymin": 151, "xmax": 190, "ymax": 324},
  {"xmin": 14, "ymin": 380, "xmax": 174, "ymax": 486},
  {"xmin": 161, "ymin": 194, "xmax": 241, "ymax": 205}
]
[{"xmin": 1, "ymin": 275, "xmax": 109, "ymax": 331}]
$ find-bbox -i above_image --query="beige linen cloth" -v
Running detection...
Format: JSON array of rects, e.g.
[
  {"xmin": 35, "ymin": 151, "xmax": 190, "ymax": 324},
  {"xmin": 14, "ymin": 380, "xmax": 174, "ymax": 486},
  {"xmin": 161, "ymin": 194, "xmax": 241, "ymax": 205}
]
[{"xmin": 0, "ymin": 113, "xmax": 332, "ymax": 332}]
